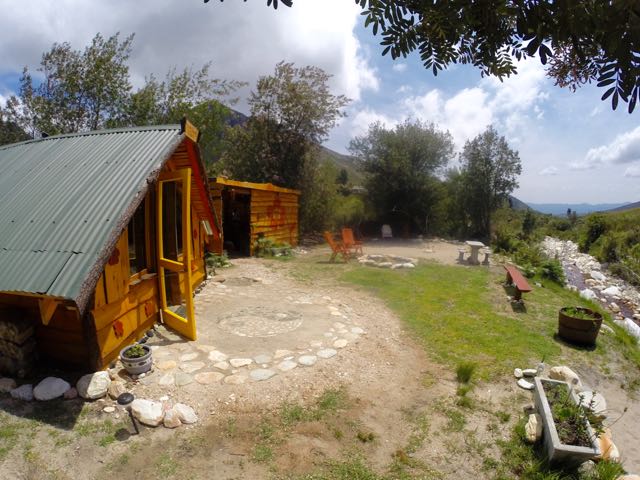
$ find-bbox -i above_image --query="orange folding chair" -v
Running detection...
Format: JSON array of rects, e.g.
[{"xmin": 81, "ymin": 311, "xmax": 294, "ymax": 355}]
[
  {"xmin": 341, "ymin": 227, "xmax": 363, "ymax": 256},
  {"xmin": 323, "ymin": 231, "xmax": 349, "ymax": 262}
]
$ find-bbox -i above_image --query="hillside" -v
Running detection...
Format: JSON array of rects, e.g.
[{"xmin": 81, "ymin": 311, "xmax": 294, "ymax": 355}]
[
  {"xmin": 526, "ymin": 202, "xmax": 629, "ymax": 215},
  {"xmin": 604, "ymin": 201, "xmax": 640, "ymax": 213},
  {"xmin": 317, "ymin": 146, "xmax": 364, "ymax": 185}
]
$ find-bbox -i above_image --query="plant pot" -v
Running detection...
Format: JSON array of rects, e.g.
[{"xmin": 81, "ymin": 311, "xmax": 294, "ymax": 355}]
[
  {"xmin": 533, "ymin": 377, "xmax": 600, "ymax": 466},
  {"xmin": 558, "ymin": 307, "xmax": 603, "ymax": 346},
  {"xmin": 119, "ymin": 344, "xmax": 152, "ymax": 375}
]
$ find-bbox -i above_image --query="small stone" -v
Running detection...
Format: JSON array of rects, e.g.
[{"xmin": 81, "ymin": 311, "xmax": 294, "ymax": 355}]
[
  {"xmin": 157, "ymin": 360, "xmax": 177, "ymax": 371},
  {"xmin": 180, "ymin": 361, "xmax": 205, "ymax": 373},
  {"xmin": 298, "ymin": 355, "xmax": 317, "ymax": 366},
  {"xmin": 34, "ymin": 377, "xmax": 71, "ymax": 401},
  {"xmin": 514, "ymin": 368, "xmax": 523, "ymax": 379},
  {"xmin": 174, "ymin": 372, "xmax": 193, "ymax": 387},
  {"xmin": 76, "ymin": 371, "xmax": 111, "ymax": 400},
  {"xmin": 578, "ymin": 460, "xmax": 596, "ymax": 477},
  {"xmin": 580, "ymin": 289, "xmax": 597, "ymax": 301},
  {"xmin": 590, "ymin": 270, "xmax": 606, "ymax": 282},
  {"xmin": 330, "ymin": 311, "xmax": 342, "ymax": 316},
  {"xmin": 196, "ymin": 344, "xmax": 217, "ymax": 353},
  {"xmin": 103, "ymin": 406, "xmax": 116, "ymax": 413},
  {"xmin": 63, "ymin": 387, "xmax": 78, "ymax": 400},
  {"xmin": 601, "ymin": 324, "xmax": 615, "ymax": 335},
  {"xmin": 208, "ymin": 351, "xmax": 228, "ymax": 362},
  {"xmin": 610, "ymin": 302, "xmax": 621, "ymax": 313},
  {"xmin": 274, "ymin": 349, "xmax": 293, "ymax": 359},
  {"xmin": 333, "ymin": 322, "xmax": 345, "ymax": 329},
  {"xmin": 277, "ymin": 360, "xmax": 297, "ymax": 372},
  {"xmin": 577, "ymin": 391, "xmax": 607, "ymax": 416},
  {"xmin": 163, "ymin": 408, "xmax": 182, "ymax": 428},
  {"xmin": 179, "ymin": 353, "xmax": 199, "ymax": 362},
  {"xmin": 548, "ymin": 366, "xmax": 582, "ymax": 387},
  {"xmin": 174, "ymin": 403, "xmax": 198, "ymax": 424},
  {"xmin": 317, "ymin": 348, "xmax": 337, "ymax": 359},
  {"xmin": 158, "ymin": 373, "xmax": 174, "ymax": 387},
  {"xmin": 517, "ymin": 378, "xmax": 534, "ymax": 390},
  {"xmin": 224, "ymin": 374, "xmax": 247, "ymax": 385},
  {"xmin": 108, "ymin": 381, "xmax": 127, "ymax": 400},
  {"xmin": 522, "ymin": 368, "xmax": 537, "ymax": 377},
  {"xmin": 351, "ymin": 327, "xmax": 365, "ymax": 335},
  {"xmin": 10, "ymin": 384, "xmax": 33, "ymax": 401},
  {"xmin": 525, "ymin": 413, "xmax": 542, "ymax": 443},
  {"xmin": 159, "ymin": 395, "xmax": 169, "ymax": 401},
  {"xmin": 250, "ymin": 369, "xmax": 276, "ymax": 381},
  {"xmin": 597, "ymin": 429, "xmax": 620, "ymax": 461},
  {"xmin": 194, "ymin": 372, "xmax": 225, "ymax": 385},
  {"xmin": 213, "ymin": 361, "xmax": 230, "ymax": 370},
  {"xmin": 333, "ymin": 339, "xmax": 348, "ymax": 349},
  {"xmin": 229, "ymin": 358, "xmax": 252, "ymax": 368},
  {"xmin": 253, "ymin": 354, "xmax": 272, "ymax": 364},
  {"xmin": 603, "ymin": 286, "xmax": 622, "ymax": 297},
  {"xmin": 0, "ymin": 377, "xmax": 17, "ymax": 393},
  {"xmin": 131, "ymin": 399, "xmax": 164, "ymax": 427}
]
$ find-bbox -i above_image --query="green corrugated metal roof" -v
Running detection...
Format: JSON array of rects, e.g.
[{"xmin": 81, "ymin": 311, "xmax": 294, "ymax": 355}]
[{"xmin": 0, "ymin": 125, "xmax": 185, "ymax": 310}]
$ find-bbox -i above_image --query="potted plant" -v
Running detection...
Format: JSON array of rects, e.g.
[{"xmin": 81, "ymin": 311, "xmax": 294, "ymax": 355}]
[
  {"xmin": 558, "ymin": 307, "xmax": 603, "ymax": 346},
  {"xmin": 533, "ymin": 377, "xmax": 601, "ymax": 466},
  {"xmin": 119, "ymin": 343, "xmax": 152, "ymax": 375}
]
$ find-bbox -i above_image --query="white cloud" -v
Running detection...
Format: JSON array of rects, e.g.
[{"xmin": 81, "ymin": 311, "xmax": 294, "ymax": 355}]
[
  {"xmin": 392, "ymin": 63, "xmax": 407, "ymax": 73},
  {"xmin": 539, "ymin": 166, "xmax": 559, "ymax": 176},
  {"xmin": 583, "ymin": 126, "xmax": 640, "ymax": 168},
  {"xmin": 624, "ymin": 164, "xmax": 640, "ymax": 177},
  {"xmin": 349, "ymin": 108, "xmax": 396, "ymax": 138},
  {"xmin": 0, "ymin": 0, "xmax": 377, "ymax": 107}
]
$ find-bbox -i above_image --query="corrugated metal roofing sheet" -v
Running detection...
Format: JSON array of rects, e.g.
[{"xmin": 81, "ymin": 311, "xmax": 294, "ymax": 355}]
[{"xmin": 0, "ymin": 125, "xmax": 184, "ymax": 306}]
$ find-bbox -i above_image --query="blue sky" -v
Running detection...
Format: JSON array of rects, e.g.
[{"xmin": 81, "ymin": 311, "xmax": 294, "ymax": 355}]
[{"xmin": 1, "ymin": 0, "xmax": 638, "ymax": 204}]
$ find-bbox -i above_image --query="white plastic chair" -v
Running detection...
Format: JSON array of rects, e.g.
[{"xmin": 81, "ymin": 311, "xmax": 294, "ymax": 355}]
[{"xmin": 381, "ymin": 224, "xmax": 393, "ymax": 240}]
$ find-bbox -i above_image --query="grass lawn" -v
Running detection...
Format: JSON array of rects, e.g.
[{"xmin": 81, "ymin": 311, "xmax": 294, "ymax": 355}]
[{"xmin": 342, "ymin": 261, "xmax": 639, "ymax": 382}]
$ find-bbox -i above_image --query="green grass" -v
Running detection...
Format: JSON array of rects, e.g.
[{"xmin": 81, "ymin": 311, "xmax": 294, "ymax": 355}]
[
  {"xmin": 343, "ymin": 264, "xmax": 561, "ymax": 378},
  {"xmin": 456, "ymin": 361, "xmax": 477, "ymax": 383},
  {"xmin": 281, "ymin": 388, "xmax": 348, "ymax": 426},
  {"xmin": 0, "ymin": 416, "xmax": 20, "ymax": 460}
]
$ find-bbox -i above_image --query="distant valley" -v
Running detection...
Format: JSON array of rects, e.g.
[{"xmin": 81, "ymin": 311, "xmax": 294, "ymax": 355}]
[{"xmin": 524, "ymin": 202, "xmax": 634, "ymax": 215}]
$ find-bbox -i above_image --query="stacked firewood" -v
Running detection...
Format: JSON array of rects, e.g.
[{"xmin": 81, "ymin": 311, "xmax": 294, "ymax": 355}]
[{"xmin": 0, "ymin": 312, "xmax": 36, "ymax": 378}]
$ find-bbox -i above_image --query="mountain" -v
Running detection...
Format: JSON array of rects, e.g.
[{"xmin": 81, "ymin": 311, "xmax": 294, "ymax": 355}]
[
  {"xmin": 507, "ymin": 195, "xmax": 532, "ymax": 211},
  {"xmin": 317, "ymin": 146, "xmax": 364, "ymax": 185},
  {"xmin": 603, "ymin": 201, "xmax": 640, "ymax": 213},
  {"xmin": 525, "ymin": 202, "xmax": 630, "ymax": 215}
]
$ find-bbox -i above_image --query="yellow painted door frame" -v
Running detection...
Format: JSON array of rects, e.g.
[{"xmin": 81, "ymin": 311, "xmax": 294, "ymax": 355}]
[{"xmin": 156, "ymin": 168, "xmax": 196, "ymax": 340}]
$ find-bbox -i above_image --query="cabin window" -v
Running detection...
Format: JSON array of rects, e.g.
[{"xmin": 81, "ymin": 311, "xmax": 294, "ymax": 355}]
[
  {"xmin": 161, "ymin": 182, "xmax": 183, "ymax": 261},
  {"xmin": 128, "ymin": 200, "xmax": 147, "ymax": 275}
]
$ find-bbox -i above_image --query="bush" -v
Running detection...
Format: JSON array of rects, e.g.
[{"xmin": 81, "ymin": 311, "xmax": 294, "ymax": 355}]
[
  {"xmin": 493, "ymin": 229, "xmax": 519, "ymax": 253},
  {"xmin": 205, "ymin": 251, "xmax": 230, "ymax": 269},
  {"xmin": 579, "ymin": 214, "xmax": 607, "ymax": 252},
  {"xmin": 513, "ymin": 243, "xmax": 544, "ymax": 268},
  {"xmin": 455, "ymin": 361, "xmax": 477, "ymax": 383},
  {"xmin": 539, "ymin": 259, "xmax": 565, "ymax": 284},
  {"xmin": 254, "ymin": 237, "xmax": 292, "ymax": 258},
  {"xmin": 598, "ymin": 233, "xmax": 619, "ymax": 263}
]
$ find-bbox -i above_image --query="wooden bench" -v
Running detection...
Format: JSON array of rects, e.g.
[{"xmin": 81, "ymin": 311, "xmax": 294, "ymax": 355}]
[{"xmin": 504, "ymin": 265, "xmax": 532, "ymax": 301}]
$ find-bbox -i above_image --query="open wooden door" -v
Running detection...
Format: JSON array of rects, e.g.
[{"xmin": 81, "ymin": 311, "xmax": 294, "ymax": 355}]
[{"xmin": 156, "ymin": 168, "xmax": 196, "ymax": 340}]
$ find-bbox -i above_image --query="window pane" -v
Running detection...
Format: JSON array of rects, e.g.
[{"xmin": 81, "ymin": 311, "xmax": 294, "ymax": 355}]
[{"xmin": 128, "ymin": 200, "xmax": 147, "ymax": 275}]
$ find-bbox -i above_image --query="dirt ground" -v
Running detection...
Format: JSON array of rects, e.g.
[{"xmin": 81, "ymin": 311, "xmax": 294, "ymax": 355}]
[{"xmin": 1, "ymin": 239, "xmax": 639, "ymax": 479}]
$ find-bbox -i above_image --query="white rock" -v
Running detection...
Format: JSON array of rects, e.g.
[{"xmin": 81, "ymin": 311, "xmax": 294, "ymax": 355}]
[
  {"xmin": 525, "ymin": 413, "xmax": 542, "ymax": 443},
  {"xmin": 0, "ymin": 377, "xmax": 17, "ymax": 393},
  {"xmin": 333, "ymin": 339, "xmax": 348, "ymax": 349},
  {"xmin": 163, "ymin": 408, "xmax": 182, "ymax": 428},
  {"xmin": 603, "ymin": 286, "xmax": 622, "ymax": 297},
  {"xmin": 514, "ymin": 368, "xmax": 523, "ymax": 379},
  {"xmin": 208, "ymin": 350, "xmax": 228, "ymax": 362},
  {"xmin": 76, "ymin": 371, "xmax": 111, "ymax": 400},
  {"xmin": 249, "ymin": 369, "xmax": 276, "ymax": 381},
  {"xmin": 317, "ymin": 348, "xmax": 337, "ymax": 359},
  {"xmin": 522, "ymin": 368, "xmax": 537, "ymax": 377},
  {"xmin": 103, "ymin": 406, "xmax": 116, "ymax": 413},
  {"xmin": 298, "ymin": 355, "xmax": 317, "ymax": 366},
  {"xmin": 277, "ymin": 360, "xmax": 297, "ymax": 372},
  {"xmin": 108, "ymin": 381, "xmax": 127, "ymax": 400},
  {"xmin": 621, "ymin": 318, "xmax": 640, "ymax": 340},
  {"xmin": 517, "ymin": 378, "xmax": 534, "ymax": 390},
  {"xmin": 33, "ymin": 377, "xmax": 71, "ymax": 401},
  {"xmin": 174, "ymin": 403, "xmax": 198, "ymax": 424},
  {"xmin": 577, "ymin": 391, "xmax": 607, "ymax": 416},
  {"xmin": 590, "ymin": 271, "xmax": 606, "ymax": 282},
  {"xmin": 131, "ymin": 399, "xmax": 164, "ymax": 426},
  {"xmin": 580, "ymin": 289, "xmax": 597, "ymax": 301},
  {"xmin": 229, "ymin": 358, "xmax": 252, "ymax": 368},
  {"xmin": 213, "ymin": 361, "xmax": 230, "ymax": 370},
  {"xmin": 548, "ymin": 366, "xmax": 582, "ymax": 387},
  {"xmin": 610, "ymin": 302, "xmax": 621, "ymax": 313},
  {"xmin": 10, "ymin": 384, "xmax": 33, "ymax": 401}
]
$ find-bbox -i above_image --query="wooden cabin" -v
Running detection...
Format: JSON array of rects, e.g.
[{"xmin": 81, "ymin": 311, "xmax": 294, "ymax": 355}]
[
  {"xmin": 0, "ymin": 122, "xmax": 219, "ymax": 374},
  {"xmin": 210, "ymin": 178, "xmax": 300, "ymax": 256}
]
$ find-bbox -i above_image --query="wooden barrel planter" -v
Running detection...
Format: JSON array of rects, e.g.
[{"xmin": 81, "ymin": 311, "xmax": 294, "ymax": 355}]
[{"xmin": 558, "ymin": 307, "xmax": 603, "ymax": 346}]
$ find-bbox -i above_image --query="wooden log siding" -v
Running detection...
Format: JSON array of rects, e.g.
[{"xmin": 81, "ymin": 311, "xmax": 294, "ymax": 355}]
[{"xmin": 211, "ymin": 178, "xmax": 300, "ymax": 256}]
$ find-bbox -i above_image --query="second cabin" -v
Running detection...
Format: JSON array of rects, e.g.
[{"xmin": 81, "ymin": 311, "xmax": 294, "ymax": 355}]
[{"xmin": 210, "ymin": 178, "xmax": 300, "ymax": 257}]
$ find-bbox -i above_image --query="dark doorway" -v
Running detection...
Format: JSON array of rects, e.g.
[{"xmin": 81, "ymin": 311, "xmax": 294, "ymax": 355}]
[{"xmin": 222, "ymin": 190, "xmax": 251, "ymax": 256}]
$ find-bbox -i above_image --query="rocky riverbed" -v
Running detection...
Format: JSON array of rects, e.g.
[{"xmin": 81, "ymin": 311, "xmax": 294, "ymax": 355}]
[{"xmin": 541, "ymin": 236, "xmax": 640, "ymax": 338}]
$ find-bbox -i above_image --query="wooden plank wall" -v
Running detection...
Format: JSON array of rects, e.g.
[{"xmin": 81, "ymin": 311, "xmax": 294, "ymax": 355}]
[
  {"xmin": 0, "ymin": 293, "xmax": 88, "ymax": 367},
  {"xmin": 250, "ymin": 190, "xmax": 299, "ymax": 255}
]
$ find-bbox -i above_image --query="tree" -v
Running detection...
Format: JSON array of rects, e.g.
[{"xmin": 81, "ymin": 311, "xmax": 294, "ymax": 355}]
[
  {"xmin": 0, "ymin": 110, "xmax": 29, "ymax": 146},
  {"xmin": 336, "ymin": 168, "xmax": 349, "ymax": 186},
  {"xmin": 5, "ymin": 33, "xmax": 134, "ymax": 136},
  {"xmin": 222, "ymin": 61, "xmax": 350, "ymax": 188},
  {"xmin": 459, "ymin": 126, "xmax": 521, "ymax": 239},
  {"xmin": 222, "ymin": 1, "xmax": 640, "ymax": 113},
  {"xmin": 522, "ymin": 209, "xmax": 536, "ymax": 238},
  {"xmin": 349, "ymin": 119, "xmax": 454, "ymax": 234}
]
